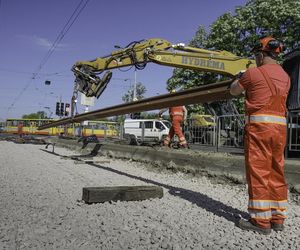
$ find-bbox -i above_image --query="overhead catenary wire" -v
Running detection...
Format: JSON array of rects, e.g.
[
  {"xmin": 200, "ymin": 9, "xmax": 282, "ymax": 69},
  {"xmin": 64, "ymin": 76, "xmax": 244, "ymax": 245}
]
[
  {"xmin": 37, "ymin": 0, "xmax": 90, "ymax": 71},
  {"xmin": 0, "ymin": 68, "xmax": 71, "ymax": 77},
  {"xmin": 6, "ymin": 0, "xmax": 90, "ymax": 116}
]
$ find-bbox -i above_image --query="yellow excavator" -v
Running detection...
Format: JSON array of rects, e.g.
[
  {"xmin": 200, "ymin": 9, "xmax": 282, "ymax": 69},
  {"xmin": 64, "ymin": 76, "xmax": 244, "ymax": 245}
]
[{"xmin": 72, "ymin": 38, "xmax": 256, "ymax": 98}]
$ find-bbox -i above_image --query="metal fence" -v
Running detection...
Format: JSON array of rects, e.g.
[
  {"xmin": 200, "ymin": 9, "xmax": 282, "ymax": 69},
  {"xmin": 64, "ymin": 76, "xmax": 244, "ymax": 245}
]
[
  {"xmin": 116, "ymin": 116, "xmax": 246, "ymax": 151},
  {"xmin": 115, "ymin": 112, "xmax": 300, "ymax": 157},
  {"xmin": 287, "ymin": 111, "xmax": 300, "ymax": 153},
  {"xmin": 183, "ymin": 115, "xmax": 245, "ymax": 153},
  {"xmin": 184, "ymin": 113, "xmax": 300, "ymax": 157},
  {"xmin": 183, "ymin": 117, "xmax": 216, "ymax": 146},
  {"xmin": 216, "ymin": 115, "xmax": 245, "ymax": 150}
]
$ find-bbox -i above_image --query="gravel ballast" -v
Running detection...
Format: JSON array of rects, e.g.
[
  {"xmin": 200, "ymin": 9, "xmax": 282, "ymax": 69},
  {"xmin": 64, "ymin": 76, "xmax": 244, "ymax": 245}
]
[{"xmin": 0, "ymin": 141, "xmax": 299, "ymax": 249}]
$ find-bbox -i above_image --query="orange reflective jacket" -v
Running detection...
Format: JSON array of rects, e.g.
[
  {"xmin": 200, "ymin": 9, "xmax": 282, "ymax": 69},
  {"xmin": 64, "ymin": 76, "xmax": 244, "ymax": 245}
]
[{"xmin": 169, "ymin": 106, "xmax": 184, "ymax": 117}]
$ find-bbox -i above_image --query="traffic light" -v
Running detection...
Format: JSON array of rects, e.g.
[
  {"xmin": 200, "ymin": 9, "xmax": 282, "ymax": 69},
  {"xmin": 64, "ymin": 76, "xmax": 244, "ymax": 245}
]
[
  {"xmin": 60, "ymin": 103, "xmax": 64, "ymax": 116},
  {"xmin": 65, "ymin": 103, "xmax": 70, "ymax": 116},
  {"xmin": 55, "ymin": 102, "xmax": 60, "ymax": 116}
]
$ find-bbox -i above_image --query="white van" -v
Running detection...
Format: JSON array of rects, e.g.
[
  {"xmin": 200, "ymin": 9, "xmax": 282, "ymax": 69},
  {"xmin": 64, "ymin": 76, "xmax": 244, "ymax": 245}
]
[{"xmin": 123, "ymin": 119, "xmax": 171, "ymax": 145}]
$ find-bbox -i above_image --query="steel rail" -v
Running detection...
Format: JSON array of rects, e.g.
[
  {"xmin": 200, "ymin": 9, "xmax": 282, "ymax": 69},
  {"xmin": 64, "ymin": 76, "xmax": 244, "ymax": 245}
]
[{"xmin": 38, "ymin": 80, "xmax": 234, "ymax": 130}]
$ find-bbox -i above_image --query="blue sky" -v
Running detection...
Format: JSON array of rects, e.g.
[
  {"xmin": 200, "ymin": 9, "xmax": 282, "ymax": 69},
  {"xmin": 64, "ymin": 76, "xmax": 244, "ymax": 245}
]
[{"xmin": 0, "ymin": 0, "xmax": 248, "ymax": 120}]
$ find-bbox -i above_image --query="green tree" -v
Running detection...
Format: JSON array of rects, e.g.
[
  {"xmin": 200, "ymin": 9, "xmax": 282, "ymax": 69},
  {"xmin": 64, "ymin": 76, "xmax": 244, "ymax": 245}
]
[
  {"xmin": 111, "ymin": 115, "xmax": 126, "ymax": 123},
  {"xmin": 167, "ymin": 26, "xmax": 212, "ymax": 92},
  {"xmin": 167, "ymin": 0, "xmax": 300, "ymax": 113},
  {"xmin": 22, "ymin": 111, "xmax": 48, "ymax": 119},
  {"xmin": 140, "ymin": 112, "xmax": 159, "ymax": 119},
  {"xmin": 167, "ymin": 26, "xmax": 212, "ymax": 114},
  {"xmin": 207, "ymin": 0, "xmax": 300, "ymax": 55},
  {"xmin": 122, "ymin": 82, "xmax": 147, "ymax": 103}
]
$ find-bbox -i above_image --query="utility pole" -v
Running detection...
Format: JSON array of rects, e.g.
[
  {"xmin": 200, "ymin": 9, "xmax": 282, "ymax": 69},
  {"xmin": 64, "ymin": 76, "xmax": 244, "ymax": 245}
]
[
  {"xmin": 133, "ymin": 69, "xmax": 137, "ymax": 101},
  {"xmin": 59, "ymin": 95, "xmax": 62, "ymax": 118}
]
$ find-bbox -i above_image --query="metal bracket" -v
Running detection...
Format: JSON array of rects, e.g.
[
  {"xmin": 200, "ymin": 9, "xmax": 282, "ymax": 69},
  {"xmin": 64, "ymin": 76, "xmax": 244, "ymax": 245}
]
[
  {"xmin": 72, "ymin": 67, "xmax": 112, "ymax": 98},
  {"xmin": 45, "ymin": 143, "xmax": 55, "ymax": 153}
]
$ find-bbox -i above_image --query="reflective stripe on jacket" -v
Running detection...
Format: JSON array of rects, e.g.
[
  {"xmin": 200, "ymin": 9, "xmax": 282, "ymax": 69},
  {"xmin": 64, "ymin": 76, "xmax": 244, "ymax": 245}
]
[{"xmin": 245, "ymin": 114, "xmax": 286, "ymax": 125}]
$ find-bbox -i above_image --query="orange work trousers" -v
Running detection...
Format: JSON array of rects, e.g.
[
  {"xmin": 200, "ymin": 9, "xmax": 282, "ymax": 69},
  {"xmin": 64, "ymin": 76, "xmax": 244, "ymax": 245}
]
[
  {"xmin": 244, "ymin": 122, "xmax": 288, "ymax": 229},
  {"xmin": 164, "ymin": 116, "xmax": 187, "ymax": 146}
]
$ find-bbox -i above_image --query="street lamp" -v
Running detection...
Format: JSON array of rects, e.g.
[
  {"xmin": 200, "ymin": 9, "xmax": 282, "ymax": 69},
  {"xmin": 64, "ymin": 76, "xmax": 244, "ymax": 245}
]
[
  {"xmin": 133, "ymin": 69, "xmax": 137, "ymax": 101},
  {"xmin": 114, "ymin": 77, "xmax": 139, "ymax": 102},
  {"xmin": 44, "ymin": 107, "xmax": 53, "ymax": 118},
  {"xmin": 124, "ymin": 78, "xmax": 135, "ymax": 101}
]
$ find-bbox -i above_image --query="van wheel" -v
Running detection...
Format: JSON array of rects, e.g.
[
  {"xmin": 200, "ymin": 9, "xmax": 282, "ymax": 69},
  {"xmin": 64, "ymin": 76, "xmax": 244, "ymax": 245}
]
[{"xmin": 124, "ymin": 134, "xmax": 138, "ymax": 145}]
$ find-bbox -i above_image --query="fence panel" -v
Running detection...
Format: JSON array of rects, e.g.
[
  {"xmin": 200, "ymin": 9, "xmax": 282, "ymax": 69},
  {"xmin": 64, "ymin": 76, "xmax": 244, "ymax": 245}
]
[
  {"xmin": 117, "ymin": 114, "xmax": 299, "ymax": 158},
  {"xmin": 216, "ymin": 115, "xmax": 245, "ymax": 150},
  {"xmin": 183, "ymin": 115, "xmax": 245, "ymax": 151},
  {"xmin": 288, "ymin": 111, "xmax": 300, "ymax": 152},
  {"xmin": 183, "ymin": 118, "xmax": 216, "ymax": 147}
]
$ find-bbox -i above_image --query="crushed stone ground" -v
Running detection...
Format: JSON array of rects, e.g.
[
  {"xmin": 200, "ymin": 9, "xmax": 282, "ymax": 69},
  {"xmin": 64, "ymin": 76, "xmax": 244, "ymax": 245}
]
[{"xmin": 0, "ymin": 142, "xmax": 299, "ymax": 249}]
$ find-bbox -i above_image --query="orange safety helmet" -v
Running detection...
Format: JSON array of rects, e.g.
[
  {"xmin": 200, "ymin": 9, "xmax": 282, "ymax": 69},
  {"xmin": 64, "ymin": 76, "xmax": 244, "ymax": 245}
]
[{"xmin": 251, "ymin": 36, "xmax": 283, "ymax": 54}]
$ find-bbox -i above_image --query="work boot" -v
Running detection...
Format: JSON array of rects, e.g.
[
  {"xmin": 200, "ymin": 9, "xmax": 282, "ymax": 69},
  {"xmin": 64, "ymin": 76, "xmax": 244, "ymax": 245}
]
[
  {"xmin": 271, "ymin": 222, "xmax": 284, "ymax": 232},
  {"xmin": 237, "ymin": 219, "xmax": 271, "ymax": 235},
  {"xmin": 179, "ymin": 143, "xmax": 189, "ymax": 149}
]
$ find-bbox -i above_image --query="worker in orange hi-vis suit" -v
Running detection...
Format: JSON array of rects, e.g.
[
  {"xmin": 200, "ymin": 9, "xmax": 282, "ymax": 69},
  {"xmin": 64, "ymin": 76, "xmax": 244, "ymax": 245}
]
[
  {"xmin": 17, "ymin": 122, "xmax": 24, "ymax": 138},
  {"xmin": 159, "ymin": 90, "xmax": 188, "ymax": 148},
  {"xmin": 230, "ymin": 36, "xmax": 290, "ymax": 235}
]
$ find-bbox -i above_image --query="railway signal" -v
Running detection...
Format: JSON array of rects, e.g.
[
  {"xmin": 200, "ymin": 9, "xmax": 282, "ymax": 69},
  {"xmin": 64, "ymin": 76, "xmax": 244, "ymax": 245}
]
[
  {"xmin": 65, "ymin": 103, "xmax": 70, "ymax": 116},
  {"xmin": 60, "ymin": 103, "xmax": 64, "ymax": 117},
  {"xmin": 55, "ymin": 102, "xmax": 60, "ymax": 116}
]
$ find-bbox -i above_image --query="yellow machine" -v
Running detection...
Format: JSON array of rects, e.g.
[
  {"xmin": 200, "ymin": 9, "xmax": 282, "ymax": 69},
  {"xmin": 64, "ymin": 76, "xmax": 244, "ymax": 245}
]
[
  {"xmin": 72, "ymin": 38, "xmax": 256, "ymax": 98},
  {"xmin": 183, "ymin": 114, "xmax": 217, "ymax": 145},
  {"xmin": 190, "ymin": 114, "xmax": 216, "ymax": 127}
]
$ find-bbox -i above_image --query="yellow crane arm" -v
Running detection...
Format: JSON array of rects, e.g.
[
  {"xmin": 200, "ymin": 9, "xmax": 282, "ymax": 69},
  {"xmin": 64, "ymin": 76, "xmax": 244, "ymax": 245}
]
[
  {"xmin": 147, "ymin": 48, "xmax": 254, "ymax": 77},
  {"xmin": 72, "ymin": 38, "xmax": 255, "ymax": 98}
]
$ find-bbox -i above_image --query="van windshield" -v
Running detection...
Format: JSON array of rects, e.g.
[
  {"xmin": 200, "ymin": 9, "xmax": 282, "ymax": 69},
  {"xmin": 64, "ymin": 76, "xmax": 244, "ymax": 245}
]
[
  {"xmin": 155, "ymin": 121, "xmax": 165, "ymax": 130},
  {"xmin": 162, "ymin": 121, "xmax": 171, "ymax": 128}
]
